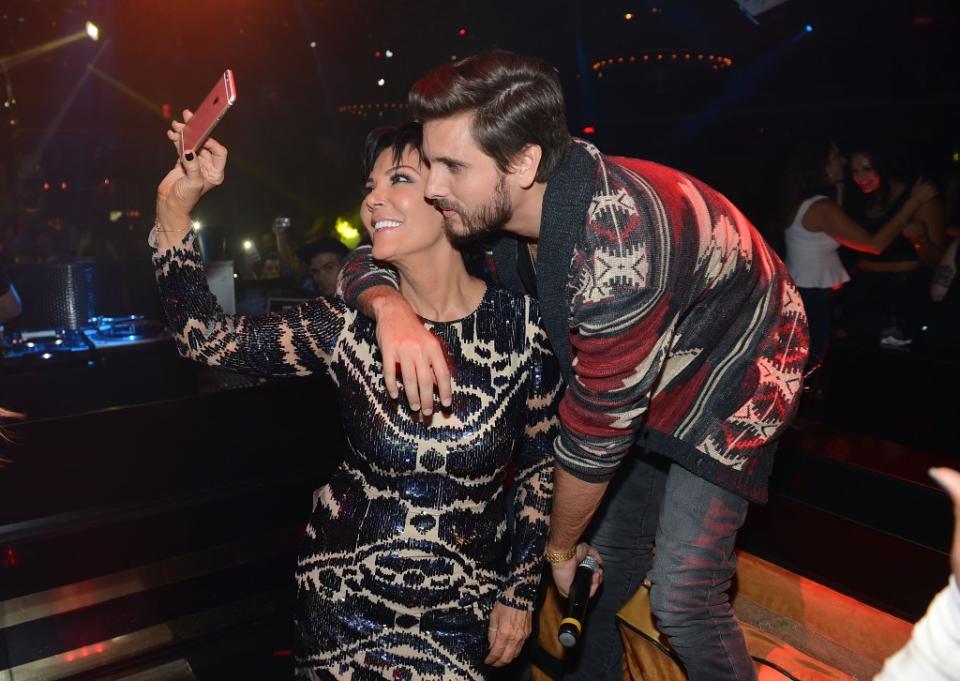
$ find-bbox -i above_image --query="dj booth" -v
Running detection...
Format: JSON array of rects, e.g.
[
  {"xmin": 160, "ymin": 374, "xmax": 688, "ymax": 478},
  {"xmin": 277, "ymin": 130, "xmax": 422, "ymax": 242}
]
[{"xmin": 0, "ymin": 259, "xmax": 342, "ymax": 680}]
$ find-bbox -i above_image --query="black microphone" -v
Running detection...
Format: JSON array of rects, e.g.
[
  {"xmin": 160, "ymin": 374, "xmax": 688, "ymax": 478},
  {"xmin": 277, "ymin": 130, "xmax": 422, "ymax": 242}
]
[{"xmin": 557, "ymin": 555, "xmax": 599, "ymax": 648}]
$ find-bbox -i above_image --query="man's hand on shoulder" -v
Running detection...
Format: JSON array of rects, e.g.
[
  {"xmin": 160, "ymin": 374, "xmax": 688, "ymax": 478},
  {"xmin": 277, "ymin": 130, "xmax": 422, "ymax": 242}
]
[{"xmin": 360, "ymin": 287, "xmax": 453, "ymax": 416}]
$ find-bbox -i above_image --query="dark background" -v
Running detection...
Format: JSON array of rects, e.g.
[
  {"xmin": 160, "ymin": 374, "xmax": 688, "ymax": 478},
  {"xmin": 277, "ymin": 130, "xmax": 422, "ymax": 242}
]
[{"xmin": 0, "ymin": 0, "xmax": 957, "ymax": 259}]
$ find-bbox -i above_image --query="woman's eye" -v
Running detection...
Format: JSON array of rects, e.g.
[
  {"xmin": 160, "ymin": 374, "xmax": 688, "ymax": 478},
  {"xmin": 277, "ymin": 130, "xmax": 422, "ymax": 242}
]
[{"xmin": 390, "ymin": 173, "xmax": 412, "ymax": 185}]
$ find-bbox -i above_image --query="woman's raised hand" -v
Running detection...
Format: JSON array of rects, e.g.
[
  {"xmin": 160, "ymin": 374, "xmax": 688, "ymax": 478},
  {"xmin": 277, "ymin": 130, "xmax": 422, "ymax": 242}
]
[{"xmin": 156, "ymin": 109, "xmax": 228, "ymax": 224}]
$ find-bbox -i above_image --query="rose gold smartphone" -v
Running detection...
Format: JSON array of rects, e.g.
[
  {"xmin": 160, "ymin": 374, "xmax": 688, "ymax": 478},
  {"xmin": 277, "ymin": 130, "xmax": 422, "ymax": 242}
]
[{"xmin": 179, "ymin": 69, "xmax": 237, "ymax": 159}]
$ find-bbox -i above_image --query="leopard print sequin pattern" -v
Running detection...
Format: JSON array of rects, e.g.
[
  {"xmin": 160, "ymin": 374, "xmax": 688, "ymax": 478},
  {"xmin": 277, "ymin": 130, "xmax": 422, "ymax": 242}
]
[{"xmin": 153, "ymin": 231, "xmax": 561, "ymax": 680}]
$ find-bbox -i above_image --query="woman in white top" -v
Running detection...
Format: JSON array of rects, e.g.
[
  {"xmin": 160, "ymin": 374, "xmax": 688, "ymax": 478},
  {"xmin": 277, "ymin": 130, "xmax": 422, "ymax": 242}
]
[{"xmin": 780, "ymin": 141, "xmax": 936, "ymax": 374}]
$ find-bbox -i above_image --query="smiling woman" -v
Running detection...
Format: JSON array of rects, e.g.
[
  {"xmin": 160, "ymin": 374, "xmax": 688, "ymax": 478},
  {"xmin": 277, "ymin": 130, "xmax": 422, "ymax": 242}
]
[
  {"xmin": 151, "ymin": 118, "xmax": 562, "ymax": 679},
  {"xmin": 361, "ymin": 125, "xmax": 451, "ymax": 273}
]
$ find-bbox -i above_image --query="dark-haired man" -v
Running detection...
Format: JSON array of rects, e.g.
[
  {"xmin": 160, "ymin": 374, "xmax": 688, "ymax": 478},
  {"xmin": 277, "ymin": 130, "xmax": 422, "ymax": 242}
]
[
  {"xmin": 339, "ymin": 50, "xmax": 808, "ymax": 681},
  {"xmin": 297, "ymin": 237, "xmax": 348, "ymax": 297}
]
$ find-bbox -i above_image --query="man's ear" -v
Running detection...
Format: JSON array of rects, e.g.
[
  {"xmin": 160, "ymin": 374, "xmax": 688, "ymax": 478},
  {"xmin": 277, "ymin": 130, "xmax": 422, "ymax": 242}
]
[{"xmin": 511, "ymin": 144, "xmax": 543, "ymax": 189}]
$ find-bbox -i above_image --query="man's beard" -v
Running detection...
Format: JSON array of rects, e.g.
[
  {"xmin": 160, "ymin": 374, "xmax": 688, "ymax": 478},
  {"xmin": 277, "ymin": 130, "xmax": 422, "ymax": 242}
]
[{"xmin": 436, "ymin": 174, "xmax": 513, "ymax": 248}]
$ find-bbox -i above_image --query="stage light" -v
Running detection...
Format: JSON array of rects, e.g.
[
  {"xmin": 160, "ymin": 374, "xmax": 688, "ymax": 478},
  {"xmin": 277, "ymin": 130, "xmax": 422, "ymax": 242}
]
[
  {"xmin": 161, "ymin": 103, "xmax": 171, "ymax": 119},
  {"xmin": 624, "ymin": 12, "xmax": 634, "ymax": 20},
  {"xmin": 243, "ymin": 240, "xmax": 253, "ymax": 251},
  {"xmin": 804, "ymin": 24, "xmax": 813, "ymax": 33},
  {"xmin": 458, "ymin": 28, "xmax": 467, "ymax": 36},
  {"xmin": 42, "ymin": 182, "xmax": 50, "ymax": 190},
  {"xmin": 582, "ymin": 126, "xmax": 596, "ymax": 134},
  {"xmin": 385, "ymin": 49, "xmax": 393, "ymax": 58},
  {"xmin": 85, "ymin": 21, "xmax": 99, "ymax": 41},
  {"xmin": 192, "ymin": 220, "xmax": 202, "ymax": 231},
  {"xmin": 60, "ymin": 181, "xmax": 68, "ymax": 190},
  {"xmin": 103, "ymin": 178, "xmax": 110, "ymax": 185},
  {"xmin": 377, "ymin": 78, "xmax": 385, "ymax": 86},
  {"xmin": 375, "ymin": 50, "xmax": 382, "ymax": 58},
  {"xmin": 42, "ymin": 353, "xmax": 52, "ymax": 360},
  {"xmin": 335, "ymin": 218, "xmax": 361, "ymax": 249},
  {"xmin": 309, "ymin": 41, "xmax": 317, "ymax": 49}
]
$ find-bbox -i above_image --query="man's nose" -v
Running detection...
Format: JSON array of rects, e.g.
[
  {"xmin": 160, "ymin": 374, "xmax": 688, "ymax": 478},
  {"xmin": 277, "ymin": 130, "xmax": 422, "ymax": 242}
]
[{"xmin": 424, "ymin": 169, "xmax": 446, "ymax": 201}]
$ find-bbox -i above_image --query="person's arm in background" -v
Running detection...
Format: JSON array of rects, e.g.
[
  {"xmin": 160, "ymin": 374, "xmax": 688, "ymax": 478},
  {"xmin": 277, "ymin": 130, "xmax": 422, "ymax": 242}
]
[
  {"xmin": 804, "ymin": 180, "xmax": 937, "ymax": 255},
  {"xmin": 930, "ymin": 240, "xmax": 958, "ymax": 303},
  {"xmin": 337, "ymin": 245, "xmax": 452, "ymax": 415},
  {"xmin": 272, "ymin": 217, "xmax": 297, "ymax": 278},
  {"xmin": 875, "ymin": 468, "xmax": 960, "ymax": 680},
  {"xmin": 903, "ymin": 197, "xmax": 947, "ymax": 268}
]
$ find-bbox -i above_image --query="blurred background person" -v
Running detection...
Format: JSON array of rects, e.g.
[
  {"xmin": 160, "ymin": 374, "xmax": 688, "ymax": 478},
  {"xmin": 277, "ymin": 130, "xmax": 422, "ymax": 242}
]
[
  {"xmin": 844, "ymin": 146, "xmax": 946, "ymax": 345},
  {"xmin": 779, "ymin": 140, "xmax": 936, "ymax": 387},
  {"xmin": 296, "ymin": 237, "xmax": 348, "ymax": 297}
]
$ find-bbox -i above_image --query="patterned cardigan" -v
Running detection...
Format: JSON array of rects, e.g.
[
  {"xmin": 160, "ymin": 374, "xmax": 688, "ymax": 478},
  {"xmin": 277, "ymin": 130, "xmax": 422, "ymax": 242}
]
[{"xmin": 341, "ymin": 140, "xmax": 808, "ymax": 503}]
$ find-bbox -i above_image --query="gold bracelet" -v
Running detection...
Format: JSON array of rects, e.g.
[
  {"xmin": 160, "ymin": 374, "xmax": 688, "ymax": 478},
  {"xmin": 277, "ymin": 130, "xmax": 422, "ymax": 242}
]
[{"xmin": 544, "ymin": 547, "xmax": 577, "ymax": 563}]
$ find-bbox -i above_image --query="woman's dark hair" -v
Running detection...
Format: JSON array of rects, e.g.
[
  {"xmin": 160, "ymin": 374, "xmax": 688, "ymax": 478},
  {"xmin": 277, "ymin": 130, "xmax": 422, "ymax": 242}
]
[
  {"xmin": 361, "ymin": 121, "xmax": 424, "ymax": 189},
  {"xmin": 778, "ymin": 139, "xmax": 837, "ymax": 226},
  {"xmin": 408, "ymin": 50, "xmax": 572, "ymax": 183}
]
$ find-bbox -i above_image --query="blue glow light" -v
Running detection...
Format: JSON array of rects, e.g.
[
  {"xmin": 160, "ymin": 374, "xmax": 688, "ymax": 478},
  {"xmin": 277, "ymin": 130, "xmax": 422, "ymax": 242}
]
[{"xmin": 804, "ymin": 24, "xmax": 813, "ymax": 33}]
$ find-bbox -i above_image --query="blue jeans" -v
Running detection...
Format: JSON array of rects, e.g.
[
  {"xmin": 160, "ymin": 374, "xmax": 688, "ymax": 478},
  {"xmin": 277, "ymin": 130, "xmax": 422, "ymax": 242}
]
[{"xmin": 563, "ymin": 453, "xmax": 755, "ymax": 681}]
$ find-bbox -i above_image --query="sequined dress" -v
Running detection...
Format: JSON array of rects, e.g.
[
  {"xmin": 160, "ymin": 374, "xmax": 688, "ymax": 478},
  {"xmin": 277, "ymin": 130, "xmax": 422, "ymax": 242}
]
[{"xmin": 152, "ymin": 232, "xmax": 561, "ymax": 680}]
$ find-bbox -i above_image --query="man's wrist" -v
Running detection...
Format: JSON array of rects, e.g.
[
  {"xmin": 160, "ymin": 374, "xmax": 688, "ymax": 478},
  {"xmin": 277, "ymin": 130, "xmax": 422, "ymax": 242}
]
[
  {"xmin": 368, "ymin": 287, "xmax": 408, "ymax": 322},
  {"xmin": 544, "ymin": 546, "xmax": 577, "ymax": 564}
]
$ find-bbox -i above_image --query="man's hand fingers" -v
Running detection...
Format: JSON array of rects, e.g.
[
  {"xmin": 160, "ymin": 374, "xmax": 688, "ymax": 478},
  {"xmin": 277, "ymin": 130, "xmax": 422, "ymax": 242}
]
[
  {"xmin": 382, "ymin": 350, "xmax": 399, "ymax": 399},
  {"xmin": 416, "ymin": 353, "xmax": 436, "ymax": 416},
  {"xmin": 429, "ymin": 345, "xmax": 453, "ymax": 408},
  {"xmin": 398, "ymin": 355, "xmax": 421, "ymax": 411}
]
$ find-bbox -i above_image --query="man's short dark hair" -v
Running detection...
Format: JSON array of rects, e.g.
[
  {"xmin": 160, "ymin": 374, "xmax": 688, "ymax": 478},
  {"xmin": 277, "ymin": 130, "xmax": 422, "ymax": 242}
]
[
  {"xmin": 296, "ymin": 237, "xmax": 348, "ymax": 265},
  {"xmin": 409, "ymin": 50, "xmax": 572, "ymax": 183},
  {"xmin": 361, "ymin": 121, "xmax": 424, "ymax": 188}
]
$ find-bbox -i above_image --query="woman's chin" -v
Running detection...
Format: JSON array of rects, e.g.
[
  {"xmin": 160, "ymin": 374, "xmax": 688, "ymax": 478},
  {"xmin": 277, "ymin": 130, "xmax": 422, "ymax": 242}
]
[{"xmin": 371, "ymin": 243, "xmax": 396, "ymax": 263}]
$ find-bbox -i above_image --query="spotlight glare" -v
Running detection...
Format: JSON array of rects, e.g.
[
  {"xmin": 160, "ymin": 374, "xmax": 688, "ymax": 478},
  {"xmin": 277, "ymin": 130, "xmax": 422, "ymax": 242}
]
[
  {"xmin": 85, "ymin": 21, "xmax": 99, "ymax": 41},
  {"xmin": 335, "ymin": 218, "xmax": 361, "ymax": 249},
  {"xmin": 242, "ymin": 240, "xmax": 253, "ymax": 251},
  {"xmin": 191, "ymin": 220, "xmax": 202, "ymax": 231}
]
